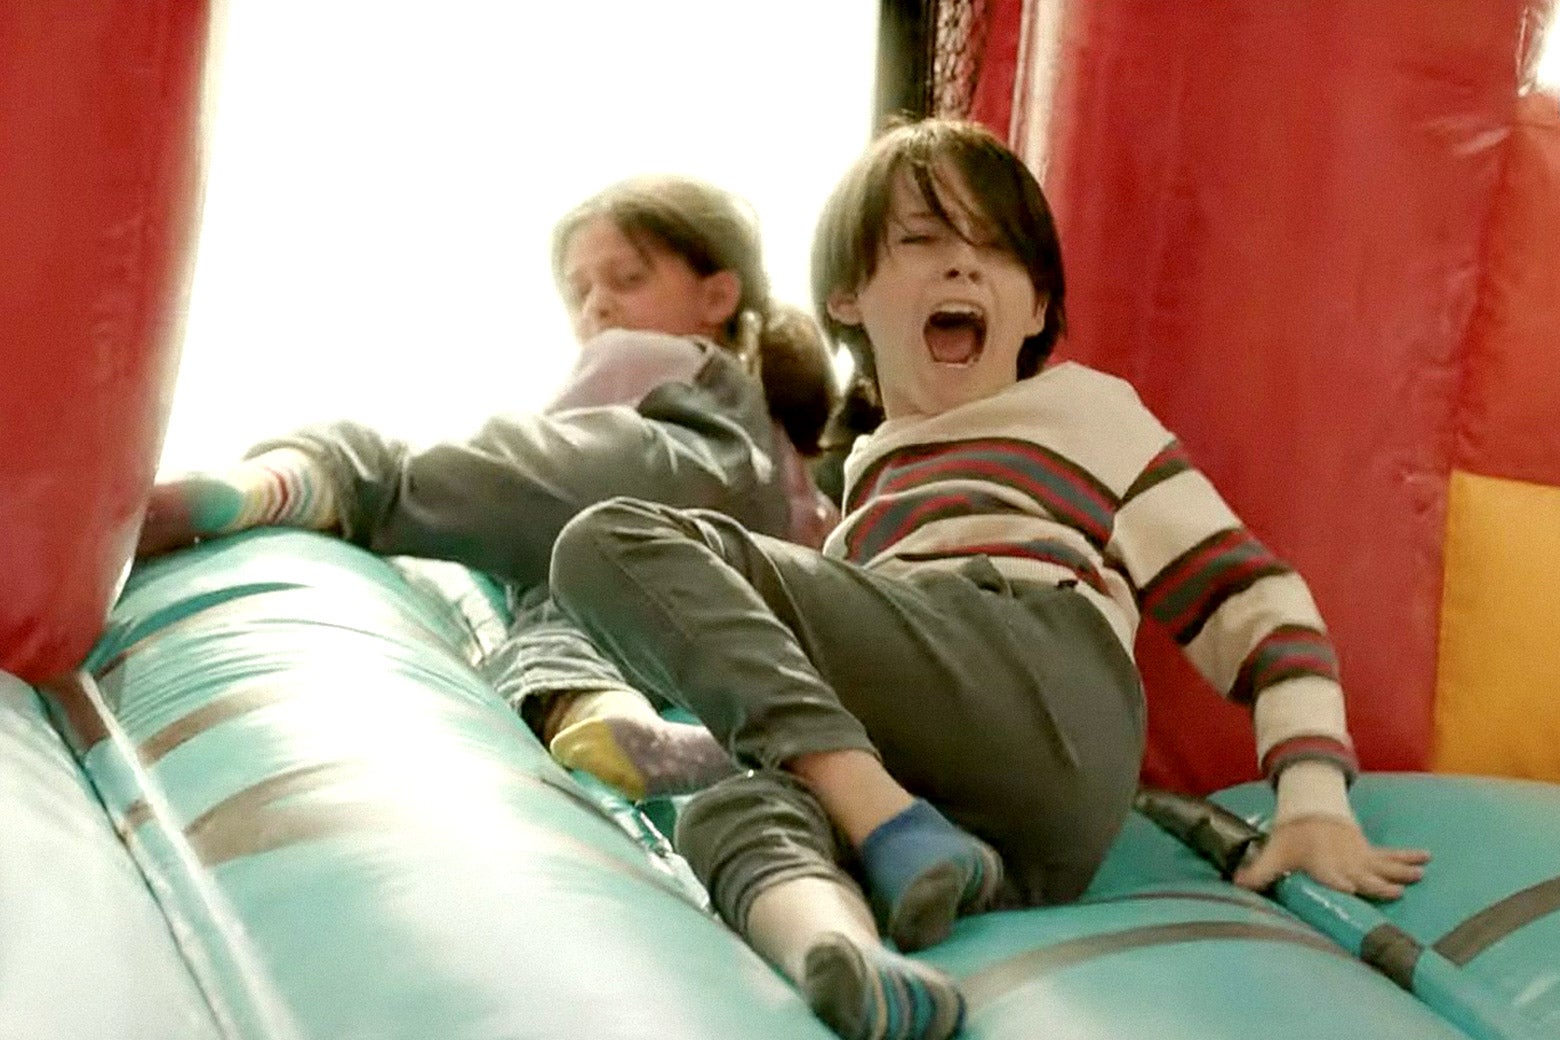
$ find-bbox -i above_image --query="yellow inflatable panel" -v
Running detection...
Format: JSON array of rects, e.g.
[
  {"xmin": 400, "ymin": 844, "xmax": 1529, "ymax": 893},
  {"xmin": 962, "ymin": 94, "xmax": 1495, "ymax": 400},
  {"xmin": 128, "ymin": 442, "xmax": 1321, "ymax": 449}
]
[{"xmin": 1435, "ymin": 470, "xmax": 1560, "ymax": 780}]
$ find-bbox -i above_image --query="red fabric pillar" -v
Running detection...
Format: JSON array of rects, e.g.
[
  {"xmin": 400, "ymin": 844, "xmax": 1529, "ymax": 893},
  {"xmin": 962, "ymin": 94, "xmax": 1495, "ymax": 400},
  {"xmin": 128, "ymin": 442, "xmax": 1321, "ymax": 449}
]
[
  {"xmin": 1455, "ymin": 89, "xmax": 1560, "ymax": 485},
  {"xmin": 968, "ymin": 0, "xmax": 1027, "ymax": 136},
  {"xmin": 0, "ymin": 4, "xmax": 217, "ymax": 682},
  {"xmin": 1041, "ymin": 0, "xmax": 1534, "ymax": 791}
]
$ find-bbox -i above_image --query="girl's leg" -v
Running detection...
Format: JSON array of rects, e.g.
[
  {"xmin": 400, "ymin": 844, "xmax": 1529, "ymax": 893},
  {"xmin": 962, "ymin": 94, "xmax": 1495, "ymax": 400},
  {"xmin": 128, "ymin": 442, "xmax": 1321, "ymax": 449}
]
[
  {"xmin": 482, "ymin": 588, "xmax": 734, "ymax": 799},
  {"xmin": 678, "ymin": 772, "xmax": 965, "ymax": 1040},
  {"xmin": 551, "ymin": 499, "xmax": 1004, "ymax": 949},
  {"xmin": 549, "ymin": 709, "xmax": 734, "ymax": 800}
]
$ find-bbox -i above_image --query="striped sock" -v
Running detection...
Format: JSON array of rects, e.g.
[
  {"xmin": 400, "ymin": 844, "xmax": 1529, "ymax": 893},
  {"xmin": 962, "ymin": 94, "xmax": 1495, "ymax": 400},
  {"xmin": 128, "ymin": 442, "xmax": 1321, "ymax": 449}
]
[
  {"xmin": 801, "ymin": 932, "xmax": 964, "ymax": 1040},
  {"xmin": 185, "ymin": 448, "xmax": 338, "ymax": 536},
  {"xmin": 858, "ymin": 800, "xmax": 1004, "ymax": 953}
]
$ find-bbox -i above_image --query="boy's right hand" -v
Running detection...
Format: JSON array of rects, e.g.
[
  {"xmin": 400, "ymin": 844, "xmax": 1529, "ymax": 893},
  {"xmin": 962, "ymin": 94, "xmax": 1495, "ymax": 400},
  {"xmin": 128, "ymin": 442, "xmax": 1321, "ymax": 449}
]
[{"xmin": 1233, "ymin": 815, "xmax": 1431, "ymax": 901}]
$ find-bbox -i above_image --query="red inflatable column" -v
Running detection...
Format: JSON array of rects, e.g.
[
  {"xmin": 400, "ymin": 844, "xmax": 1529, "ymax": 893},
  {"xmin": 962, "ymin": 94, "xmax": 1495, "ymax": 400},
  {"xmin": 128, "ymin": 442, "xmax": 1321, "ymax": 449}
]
[
  {"xmin": 0, "ymin": 4, "xmax": 217, "ymax": 683},
  {"xmin": 1041, "ymin": 1, "xmax": 1532, "ymax": 792}
]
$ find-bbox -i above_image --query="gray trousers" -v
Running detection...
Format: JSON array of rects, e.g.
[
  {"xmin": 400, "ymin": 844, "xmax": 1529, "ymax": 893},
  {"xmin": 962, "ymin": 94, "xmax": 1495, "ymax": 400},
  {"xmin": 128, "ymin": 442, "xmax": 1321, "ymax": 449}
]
[
  {"xmin": 550, "ymin": 497, "xmax": 1146, "ymax": 917},
  {"xmin": 481, "ymin": 585, "xmax": 666, "ymax": 737}
]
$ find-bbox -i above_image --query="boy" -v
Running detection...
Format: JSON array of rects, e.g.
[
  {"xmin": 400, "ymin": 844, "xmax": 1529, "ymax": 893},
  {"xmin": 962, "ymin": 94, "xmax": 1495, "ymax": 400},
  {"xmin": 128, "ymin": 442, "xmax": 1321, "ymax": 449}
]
[{"xmin": 550, "ymin": 120, "xmax": 1428, "ymax": 1040}]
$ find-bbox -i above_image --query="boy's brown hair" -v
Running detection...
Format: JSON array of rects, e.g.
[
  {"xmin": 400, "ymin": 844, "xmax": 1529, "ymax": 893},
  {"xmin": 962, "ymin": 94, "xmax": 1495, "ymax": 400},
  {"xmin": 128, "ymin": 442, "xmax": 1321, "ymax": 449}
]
[{"xmin": 811, "ymin": 119, "xmax": 1066, "ymax": 400}]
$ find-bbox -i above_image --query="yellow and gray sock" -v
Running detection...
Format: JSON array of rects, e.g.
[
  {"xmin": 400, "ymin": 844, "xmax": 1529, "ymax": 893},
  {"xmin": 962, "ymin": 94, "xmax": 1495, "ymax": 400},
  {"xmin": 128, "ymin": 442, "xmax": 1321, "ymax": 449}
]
[{"xmin": 549, "ymin": 690, "xmax": 736, "ymax": 801}]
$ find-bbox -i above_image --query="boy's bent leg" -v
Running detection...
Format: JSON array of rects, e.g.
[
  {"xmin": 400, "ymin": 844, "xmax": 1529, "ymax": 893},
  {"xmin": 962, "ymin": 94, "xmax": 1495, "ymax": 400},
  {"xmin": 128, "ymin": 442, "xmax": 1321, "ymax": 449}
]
[
  {"xmin": 550, "ymin": 499, "xmax": 879, "ymax": 768},
  {"xmin": 554, "ymin": 497, "xmax": 1143, "ymax": 907},
  {"xmin": 675, "ymin": 770, "xmax": 853, "ymax": 928},
  {"xmin": 553, "ymin": 501, "xmax": 1007, "ymax": 935},
  {"xmin": 678, "ymin": 773, "xmax": 964, "ymax": 1040}
]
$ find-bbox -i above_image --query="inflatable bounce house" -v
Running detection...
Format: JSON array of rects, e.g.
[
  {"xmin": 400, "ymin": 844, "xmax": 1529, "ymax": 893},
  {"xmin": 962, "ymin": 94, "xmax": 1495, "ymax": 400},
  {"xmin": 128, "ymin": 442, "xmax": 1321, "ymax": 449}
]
[{"xmin": 3, "ymin": 2, "xmax": 1557, "ymax": 1037}]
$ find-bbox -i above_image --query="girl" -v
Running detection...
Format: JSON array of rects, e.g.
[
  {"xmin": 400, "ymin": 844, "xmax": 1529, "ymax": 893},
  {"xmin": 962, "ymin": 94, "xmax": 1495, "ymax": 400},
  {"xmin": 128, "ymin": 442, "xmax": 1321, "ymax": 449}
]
[
  {"xmin": 138, "ymin": 174, "xmax": 838, "ymax": 797},
  {"xmin": 548, "ymin": 121, "xmax": 1431, "ymax": 1040}
]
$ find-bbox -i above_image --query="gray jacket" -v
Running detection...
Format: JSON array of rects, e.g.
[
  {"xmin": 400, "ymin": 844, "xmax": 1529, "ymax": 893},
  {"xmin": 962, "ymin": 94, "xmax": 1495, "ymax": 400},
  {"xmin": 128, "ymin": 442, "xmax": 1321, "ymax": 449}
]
[{"xmin": 252, "ymin": 346, "xmax": 790, "ymax": 592}]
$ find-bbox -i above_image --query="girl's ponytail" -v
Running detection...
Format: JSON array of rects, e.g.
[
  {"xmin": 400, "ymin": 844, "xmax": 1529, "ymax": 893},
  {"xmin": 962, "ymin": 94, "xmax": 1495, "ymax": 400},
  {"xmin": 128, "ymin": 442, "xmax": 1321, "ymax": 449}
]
[{"xmin": 745, "ymin": 302, "xmax": 836, "ymax": 458}]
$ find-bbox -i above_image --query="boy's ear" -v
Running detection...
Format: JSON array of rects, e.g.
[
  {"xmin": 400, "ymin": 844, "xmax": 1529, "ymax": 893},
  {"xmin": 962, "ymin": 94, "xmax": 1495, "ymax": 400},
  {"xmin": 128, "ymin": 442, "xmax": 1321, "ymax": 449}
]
[
  {"xmin": 700, "ymin": 270, "xmax": 743, "ymax": 327},
  {"xmin": 826, "ymin": 289, "xmax": 863, "ymax": 327},
  {"xmin": 1025, "ymin": 293, "xmax": 1048, "ymax": 337}
]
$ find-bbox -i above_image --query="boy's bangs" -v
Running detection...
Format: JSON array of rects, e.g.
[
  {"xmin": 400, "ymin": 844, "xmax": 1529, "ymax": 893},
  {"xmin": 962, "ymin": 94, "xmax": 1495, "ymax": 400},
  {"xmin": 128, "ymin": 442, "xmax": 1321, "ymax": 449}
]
[
  {"xmin": 887, "ymin": 134, "xmax": 1046, "ymax": 284},
  {"xmin": 902, "ymin": 159, "xmax": 1002, "ymax": 246}
]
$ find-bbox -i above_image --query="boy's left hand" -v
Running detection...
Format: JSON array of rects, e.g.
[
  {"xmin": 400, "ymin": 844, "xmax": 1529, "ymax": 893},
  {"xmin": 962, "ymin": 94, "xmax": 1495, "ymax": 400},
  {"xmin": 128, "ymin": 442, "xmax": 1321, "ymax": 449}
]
[{"xmin": 1232, "ymin": 816, "xmax": 1431, "ymax": 900}]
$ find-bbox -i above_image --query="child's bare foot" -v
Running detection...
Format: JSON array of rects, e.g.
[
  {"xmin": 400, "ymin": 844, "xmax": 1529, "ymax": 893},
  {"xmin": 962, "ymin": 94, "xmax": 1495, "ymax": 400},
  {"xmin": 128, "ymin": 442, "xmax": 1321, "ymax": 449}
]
[
  {"xmin": 550, "ymin": 714, "xmax": 736, "ymax": 801},
  {"xmin": 802, "ymin": 931, "xmax": 965, "ymax": 1040}
]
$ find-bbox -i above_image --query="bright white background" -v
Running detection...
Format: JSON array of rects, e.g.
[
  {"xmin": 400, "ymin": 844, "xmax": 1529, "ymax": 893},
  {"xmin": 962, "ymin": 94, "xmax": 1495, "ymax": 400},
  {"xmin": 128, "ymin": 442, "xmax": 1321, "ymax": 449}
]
[
  {"xmin": 1539, "ymin": 18, "xmax": 1560, "ymax": 89},
  {"xmin": 158, "ymin": 3, "xmax": 878, "ymax": 473}
]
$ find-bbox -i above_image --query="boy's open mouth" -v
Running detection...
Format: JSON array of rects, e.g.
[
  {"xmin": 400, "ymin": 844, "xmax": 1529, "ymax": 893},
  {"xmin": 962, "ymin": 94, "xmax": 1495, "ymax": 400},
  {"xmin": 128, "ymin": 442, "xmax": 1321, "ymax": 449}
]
[{"xmin": 924, "ymin": 304, "xmax": 986, "ymax": 366}]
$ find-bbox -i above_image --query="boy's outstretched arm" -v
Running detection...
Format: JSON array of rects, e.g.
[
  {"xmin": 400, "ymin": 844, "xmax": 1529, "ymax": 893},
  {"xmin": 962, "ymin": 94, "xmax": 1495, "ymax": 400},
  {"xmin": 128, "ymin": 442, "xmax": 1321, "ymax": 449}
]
[{"xmin": 1104, "ymin": 414, "xmax": 1431, "ymax": 902}]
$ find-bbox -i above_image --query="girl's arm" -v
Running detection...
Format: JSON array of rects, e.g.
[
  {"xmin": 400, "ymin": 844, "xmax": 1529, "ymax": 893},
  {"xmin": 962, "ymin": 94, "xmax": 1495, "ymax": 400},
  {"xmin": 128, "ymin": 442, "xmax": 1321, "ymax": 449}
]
[{"xmin": 244, "ymin": 350, "xmax": 784, "ymax": 586}]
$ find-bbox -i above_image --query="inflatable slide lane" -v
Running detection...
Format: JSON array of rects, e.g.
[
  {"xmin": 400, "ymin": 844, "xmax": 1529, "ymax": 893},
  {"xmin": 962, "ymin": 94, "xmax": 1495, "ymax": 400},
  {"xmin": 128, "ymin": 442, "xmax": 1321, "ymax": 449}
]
[{"xmin": 6, "ymin": 529, "xmax": 1556, "ymax": 1039}]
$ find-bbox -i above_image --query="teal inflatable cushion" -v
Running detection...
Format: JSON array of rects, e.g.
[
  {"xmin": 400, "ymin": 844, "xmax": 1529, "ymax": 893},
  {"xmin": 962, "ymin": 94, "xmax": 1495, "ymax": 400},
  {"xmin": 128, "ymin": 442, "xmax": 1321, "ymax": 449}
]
[
  {"xmin": 1, "ymin": 672, "xmax": 220, "ymax": 1040},
  {"xmin": 1216, "ymin": 775, "xmax": 1560, "ymax": 1038},
  {"xmin": 49, "ymin": 528, "xmax": 1557, "ymax": 1040},
  {"xmin": 918, "ymin": 809, "xmax": 1477, "ymax": 1039},
  {"xmin": 67, "ymin": 530, "xmax": 832, "ymax": 1040}
]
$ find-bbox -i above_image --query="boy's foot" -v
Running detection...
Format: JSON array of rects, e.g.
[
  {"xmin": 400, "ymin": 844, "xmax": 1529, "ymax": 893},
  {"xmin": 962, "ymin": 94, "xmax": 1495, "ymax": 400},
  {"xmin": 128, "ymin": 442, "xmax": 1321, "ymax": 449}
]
[
  {"xmin": 549, "ymin": 715, "xmax": 736, "ymax": 801},
  {"xmin": 859, "ymin": 799, "xmax": 1004, "ymax": 952},
  {"xmin": 802, "ymin": 931, "xmax": 965, "ymax": 1040}
]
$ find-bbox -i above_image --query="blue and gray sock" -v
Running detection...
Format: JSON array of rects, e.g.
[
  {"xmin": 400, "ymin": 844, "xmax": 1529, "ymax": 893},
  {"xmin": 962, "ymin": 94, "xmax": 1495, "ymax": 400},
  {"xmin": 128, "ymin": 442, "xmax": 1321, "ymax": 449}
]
[
  {"xmin": 858, "ymin": 799, "xmax": 1004, "ymax": 952},
  {"xmin": 802, "ymin": 931, "xmax": 965, "ymax": 1040}
]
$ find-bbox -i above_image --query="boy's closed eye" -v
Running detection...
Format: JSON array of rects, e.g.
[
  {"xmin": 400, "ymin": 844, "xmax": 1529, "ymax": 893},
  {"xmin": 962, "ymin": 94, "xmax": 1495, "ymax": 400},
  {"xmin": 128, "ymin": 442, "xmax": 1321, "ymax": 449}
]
[{"xmin": 893, "ymin": 217, "xmax": 1003, "ymax": 253}]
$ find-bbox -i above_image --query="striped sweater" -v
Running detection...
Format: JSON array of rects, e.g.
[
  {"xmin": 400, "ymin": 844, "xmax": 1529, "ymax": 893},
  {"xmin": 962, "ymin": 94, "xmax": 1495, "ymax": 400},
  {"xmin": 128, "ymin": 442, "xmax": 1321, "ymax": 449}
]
[{"xmin": 823, "ymin": 362, "xmax": 1356, "ymax": 820}]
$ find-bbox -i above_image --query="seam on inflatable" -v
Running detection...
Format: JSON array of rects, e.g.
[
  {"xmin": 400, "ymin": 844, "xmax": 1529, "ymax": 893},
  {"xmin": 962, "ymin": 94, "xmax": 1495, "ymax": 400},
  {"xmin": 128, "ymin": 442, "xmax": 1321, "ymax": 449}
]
[{"xmin": 39, "ymin": 672, "xmax": 306, "ymax": 1040}]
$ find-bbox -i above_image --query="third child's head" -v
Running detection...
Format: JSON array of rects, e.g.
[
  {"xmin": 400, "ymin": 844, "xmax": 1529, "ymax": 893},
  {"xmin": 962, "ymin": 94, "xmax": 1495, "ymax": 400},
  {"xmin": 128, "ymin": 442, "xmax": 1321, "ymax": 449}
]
[
  {"xmin": 813, "ymin": 119, "xmax": 1066, "ymax": 420},
  {"xmin": 552, "ymin": 175, "xmax": 762, "ymax": 347},
  {"xmin": 551, "ymin": 175, "xmax": 836, "ymax": 455}
]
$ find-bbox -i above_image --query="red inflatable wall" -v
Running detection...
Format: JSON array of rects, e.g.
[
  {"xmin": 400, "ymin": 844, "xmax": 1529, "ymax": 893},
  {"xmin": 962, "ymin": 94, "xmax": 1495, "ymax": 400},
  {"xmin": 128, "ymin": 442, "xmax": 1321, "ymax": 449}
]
[
  {"xmin": 0, "ymin": 4, "xmax": 216, "ymax": 683},
  {"xmin": 1434, "ymin": 89, "xmax": 1560, "ymax": 781},
  {"xmin": 1012, "ymin": 1, "xmax": 1539, "ymax": 791}
]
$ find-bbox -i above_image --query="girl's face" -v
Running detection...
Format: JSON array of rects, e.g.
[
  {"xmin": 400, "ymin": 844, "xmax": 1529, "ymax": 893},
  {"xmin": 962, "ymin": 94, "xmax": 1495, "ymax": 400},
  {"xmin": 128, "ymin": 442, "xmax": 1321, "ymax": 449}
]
[
  {"xmin": 827, "ymin": 165, "xmax": 1046, "ymax": 421},
  {"xmin": 559, "ymin": 216, "xmax": 738, "ymax": 345}
]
